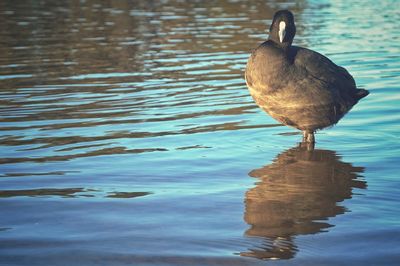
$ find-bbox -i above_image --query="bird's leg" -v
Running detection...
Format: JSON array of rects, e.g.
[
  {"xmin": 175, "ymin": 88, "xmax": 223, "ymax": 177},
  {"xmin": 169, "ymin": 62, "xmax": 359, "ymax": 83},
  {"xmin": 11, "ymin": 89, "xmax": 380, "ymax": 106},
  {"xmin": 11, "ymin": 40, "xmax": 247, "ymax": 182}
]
[
  {"xmin": 307, "ymin": 131, "xmax": 315, "ymax": 143},
  {"xmin": 302, "ymin": 131, "xmax": 308, "ymax": 142},
  {"xmin": 302, "ymin": 130, "xmax": 315, "ymax": 143}
]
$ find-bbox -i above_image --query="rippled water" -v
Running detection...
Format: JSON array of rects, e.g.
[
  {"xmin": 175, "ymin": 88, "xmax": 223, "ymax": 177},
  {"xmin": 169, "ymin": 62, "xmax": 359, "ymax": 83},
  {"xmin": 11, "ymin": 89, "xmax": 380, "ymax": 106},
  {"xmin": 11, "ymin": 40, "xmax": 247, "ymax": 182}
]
[{"xmin": 1, "ymin": 0, "xmax": 399, "ymax": 265}]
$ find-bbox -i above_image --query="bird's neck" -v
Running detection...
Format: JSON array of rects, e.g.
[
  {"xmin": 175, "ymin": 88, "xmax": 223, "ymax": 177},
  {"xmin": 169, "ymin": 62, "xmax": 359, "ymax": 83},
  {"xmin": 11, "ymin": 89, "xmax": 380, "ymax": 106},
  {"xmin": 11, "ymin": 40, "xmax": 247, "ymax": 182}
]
[
  {"xmin": 268, "ymin": 39, "xmax": 291, "ymax": 53},
  {"xmin": 268, "ymin": 36, "xmax": 292, "ymax": 49}
]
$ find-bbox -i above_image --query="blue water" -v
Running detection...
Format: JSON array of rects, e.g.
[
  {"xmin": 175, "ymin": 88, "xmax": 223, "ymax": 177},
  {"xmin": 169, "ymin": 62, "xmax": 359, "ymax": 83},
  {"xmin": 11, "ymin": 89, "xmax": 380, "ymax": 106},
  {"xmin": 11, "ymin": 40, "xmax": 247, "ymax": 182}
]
[{"xmin": 0, "ymin": 0, "xmax": 399, "ymax": 265}]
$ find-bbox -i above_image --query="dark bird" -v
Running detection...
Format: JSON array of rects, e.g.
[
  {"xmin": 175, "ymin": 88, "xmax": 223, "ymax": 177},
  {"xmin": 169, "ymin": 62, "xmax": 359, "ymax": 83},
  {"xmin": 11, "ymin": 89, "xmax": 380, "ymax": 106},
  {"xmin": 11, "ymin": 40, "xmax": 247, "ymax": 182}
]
[{"xmin": 245, "ymin": 10, "xmax": 369, "ymax": 143}]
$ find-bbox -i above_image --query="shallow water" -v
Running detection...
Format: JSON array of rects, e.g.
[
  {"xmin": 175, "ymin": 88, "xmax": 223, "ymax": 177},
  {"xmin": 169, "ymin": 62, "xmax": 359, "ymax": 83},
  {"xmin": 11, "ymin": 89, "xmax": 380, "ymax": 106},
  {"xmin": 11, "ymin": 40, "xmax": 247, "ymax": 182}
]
[{"xmin": 0, "ymin": 0, "xmax": 399, "ymax": 265}]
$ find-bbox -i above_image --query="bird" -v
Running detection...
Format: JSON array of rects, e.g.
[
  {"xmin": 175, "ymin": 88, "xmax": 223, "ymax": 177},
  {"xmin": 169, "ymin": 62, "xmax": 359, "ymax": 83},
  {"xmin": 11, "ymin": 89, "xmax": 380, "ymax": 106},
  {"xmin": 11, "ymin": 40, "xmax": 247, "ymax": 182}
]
[{"xmin": 245, "ymin": 10, "xmax": 369, "ymax": 143}]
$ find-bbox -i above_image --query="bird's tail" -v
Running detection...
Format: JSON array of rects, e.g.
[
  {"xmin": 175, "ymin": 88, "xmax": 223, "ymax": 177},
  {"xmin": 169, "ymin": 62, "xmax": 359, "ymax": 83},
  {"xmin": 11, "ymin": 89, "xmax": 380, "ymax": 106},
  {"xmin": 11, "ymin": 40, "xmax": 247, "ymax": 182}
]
[{"xmin": 355, "ymin": 88, "xmax": 369, "ymax": 100}]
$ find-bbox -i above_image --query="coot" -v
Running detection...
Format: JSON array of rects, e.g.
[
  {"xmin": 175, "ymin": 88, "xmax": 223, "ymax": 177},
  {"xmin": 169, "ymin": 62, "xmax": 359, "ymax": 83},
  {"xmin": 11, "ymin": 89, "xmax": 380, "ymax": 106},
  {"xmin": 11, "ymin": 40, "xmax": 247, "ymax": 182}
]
[{"xmin": 245, "ymin": 10, "xmax": 369, "ymax": 143}]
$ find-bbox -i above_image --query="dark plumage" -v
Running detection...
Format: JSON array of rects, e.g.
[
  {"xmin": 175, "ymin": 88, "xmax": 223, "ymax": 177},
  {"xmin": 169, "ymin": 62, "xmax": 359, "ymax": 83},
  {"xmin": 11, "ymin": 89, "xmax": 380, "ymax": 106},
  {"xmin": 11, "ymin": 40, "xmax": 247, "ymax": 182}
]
[{"xmin": 245, "ymin": 10, "xmax": 369, "ymax": 143}]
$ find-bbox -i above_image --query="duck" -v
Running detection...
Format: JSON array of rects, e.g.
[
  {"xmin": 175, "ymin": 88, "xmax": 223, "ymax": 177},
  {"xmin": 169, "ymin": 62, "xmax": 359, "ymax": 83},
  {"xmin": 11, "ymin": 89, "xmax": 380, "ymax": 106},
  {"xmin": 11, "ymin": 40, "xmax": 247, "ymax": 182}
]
[{"xmin": 245, "ymin": 10, "xmax": 369, "ymax": 143}]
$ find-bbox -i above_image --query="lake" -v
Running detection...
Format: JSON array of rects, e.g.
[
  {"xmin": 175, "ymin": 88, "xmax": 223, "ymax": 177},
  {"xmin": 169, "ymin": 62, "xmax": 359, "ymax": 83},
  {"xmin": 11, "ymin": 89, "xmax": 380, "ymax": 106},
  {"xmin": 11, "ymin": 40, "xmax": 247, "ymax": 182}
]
[{"xmin": 1, "ymin": 0, "xmax": 399, "ymax": 265}]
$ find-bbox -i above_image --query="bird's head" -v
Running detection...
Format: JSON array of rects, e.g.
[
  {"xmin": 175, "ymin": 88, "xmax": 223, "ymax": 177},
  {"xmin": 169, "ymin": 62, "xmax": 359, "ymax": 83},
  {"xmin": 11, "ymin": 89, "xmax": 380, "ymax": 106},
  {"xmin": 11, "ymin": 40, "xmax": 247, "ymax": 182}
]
[{"xmin": 269, "ymin": 10, "xmax": 296, "ymax": 48}]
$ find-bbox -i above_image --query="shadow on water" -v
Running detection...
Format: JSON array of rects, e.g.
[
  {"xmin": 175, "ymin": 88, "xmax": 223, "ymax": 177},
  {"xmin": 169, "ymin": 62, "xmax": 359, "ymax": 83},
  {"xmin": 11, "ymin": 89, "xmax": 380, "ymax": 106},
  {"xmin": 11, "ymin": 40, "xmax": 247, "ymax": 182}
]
[
  {"xmin": 241, "ymin": 143, "xmax": 367, "ymax": 260},
  {"xmin": 0, "ymin": 187, "xmax": 151, "ymax": 199}
]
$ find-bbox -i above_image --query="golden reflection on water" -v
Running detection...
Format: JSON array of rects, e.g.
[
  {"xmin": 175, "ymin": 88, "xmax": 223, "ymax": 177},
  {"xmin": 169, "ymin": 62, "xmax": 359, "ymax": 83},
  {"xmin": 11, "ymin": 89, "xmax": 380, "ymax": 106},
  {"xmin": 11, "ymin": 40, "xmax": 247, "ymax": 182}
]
[
  {"xmin": 0, "ymin": 0, "xmax": 302, "ymax": 166},
  {"xmin": 242, "ymin": 143, "xmax": 366, "ymax": 260}
]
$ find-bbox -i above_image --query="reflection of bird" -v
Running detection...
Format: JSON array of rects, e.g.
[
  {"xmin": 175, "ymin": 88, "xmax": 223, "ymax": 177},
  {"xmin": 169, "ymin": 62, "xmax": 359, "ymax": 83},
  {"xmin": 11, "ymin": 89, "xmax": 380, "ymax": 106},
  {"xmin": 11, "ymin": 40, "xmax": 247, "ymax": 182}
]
[
  {"xmin": 241, "ymin": 143, "xmax": 366, "ymax": 260},
  {"xmin": 245, "ymin": 10, "xmax": 369, "ymax": 143}
]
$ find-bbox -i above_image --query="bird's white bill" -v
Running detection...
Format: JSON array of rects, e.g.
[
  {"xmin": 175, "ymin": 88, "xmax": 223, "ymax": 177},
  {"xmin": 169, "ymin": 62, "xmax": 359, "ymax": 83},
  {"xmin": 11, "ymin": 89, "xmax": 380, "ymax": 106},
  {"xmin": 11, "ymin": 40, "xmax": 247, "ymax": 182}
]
[{"xmin": 279, "ymin": 21, "xmax": 286, "ymax": 43}]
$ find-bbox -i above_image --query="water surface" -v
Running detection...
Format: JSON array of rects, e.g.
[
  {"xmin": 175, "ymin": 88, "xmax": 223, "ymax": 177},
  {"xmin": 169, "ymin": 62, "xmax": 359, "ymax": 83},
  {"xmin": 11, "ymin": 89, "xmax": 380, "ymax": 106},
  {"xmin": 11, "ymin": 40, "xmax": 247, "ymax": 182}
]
[{"xmin": 1, "ymin": 0, "xmax": 400, "ymax": 265}]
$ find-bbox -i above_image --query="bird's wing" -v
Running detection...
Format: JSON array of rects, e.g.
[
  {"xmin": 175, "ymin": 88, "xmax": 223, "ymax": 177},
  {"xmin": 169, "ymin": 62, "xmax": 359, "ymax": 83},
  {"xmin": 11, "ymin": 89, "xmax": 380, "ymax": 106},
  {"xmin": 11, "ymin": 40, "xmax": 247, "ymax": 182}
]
[
  {"xmin": 293, "ymin": 46, "xmax": 356, "ymax": 90},
  {"xmin": 291, "ymin": 46, "xmax": 360, "ymax": 113}
]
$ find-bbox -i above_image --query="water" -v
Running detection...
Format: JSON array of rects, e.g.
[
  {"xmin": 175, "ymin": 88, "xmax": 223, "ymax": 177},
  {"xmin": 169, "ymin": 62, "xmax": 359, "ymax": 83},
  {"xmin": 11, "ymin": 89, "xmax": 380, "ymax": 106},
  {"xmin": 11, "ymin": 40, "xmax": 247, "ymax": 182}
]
[{"xmin": 0, "ymin": 0, "xmax": 399, "ymax": 265}]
